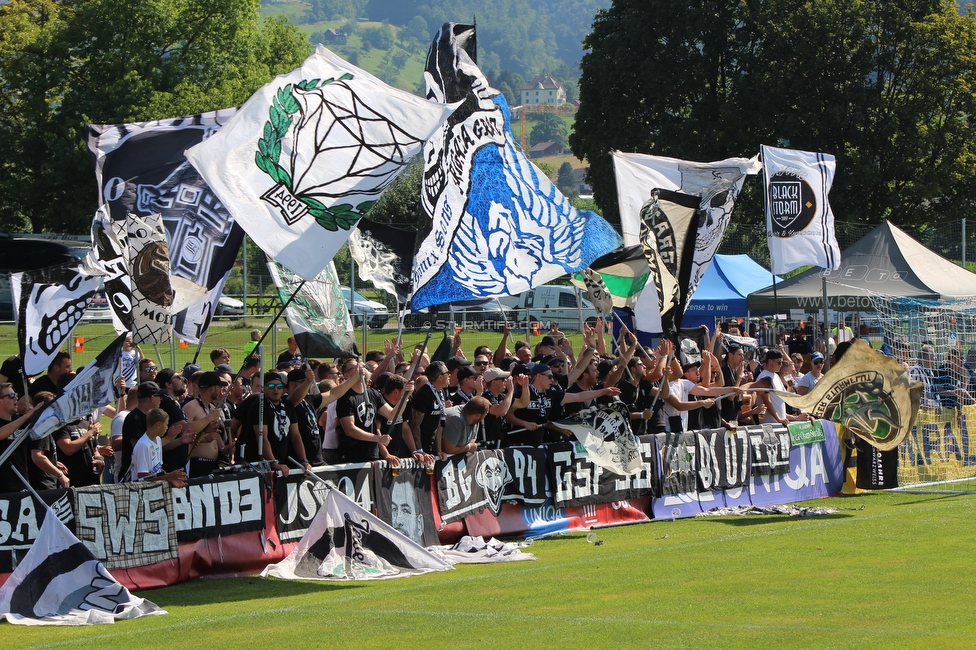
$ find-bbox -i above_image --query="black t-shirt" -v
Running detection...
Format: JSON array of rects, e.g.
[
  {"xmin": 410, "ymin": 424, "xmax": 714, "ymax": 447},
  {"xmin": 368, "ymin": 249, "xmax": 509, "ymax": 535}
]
[
  {"xmin": 335, "ymin": 387, "xmax": 383, "ymax": 462},
  {"xmin": 720, "ymin": 365, "xmax": 743, "ymax": 424},
  {"xmin": 482, "ymin": 389, "xmax": 507, "ymax": 449},
  {"xmin": 29, "ymin": 433, "xmax": 58, "ymax": 491},
  {"xmin": 159, "ymin": 394, "xmax": 188, "ymax": 472},
  {"xmin": 410, "ymin": 383, "xmax": 445, "ymax": 455},
  {"xmin": 234, "ymin": 394, "xmax": 261, "ymax": 463},
  {"xmin": 289, "ymin": 394, "xmax": 324, "ymax": 466},
  {"xmin": 261, "ymin": 398, "xmax": 298, "ymax": 465},
  {"xmin": 0, "ymin": 416, "xmax": 30, "ymax": 493},
  {"xmin": 277, "ymin": 350, "xmax": 302, "ymax": 366},
  {"xmin": 28, "ymin": 374, "xmax": 60, "ymax": 399},
  {"xmin": 1, "ymin": 356, "xmax": 26, "ymax": 398},
  {"xmin": 55, "ymin": 420, "xmax": 100, "ymax": 488},
  {"xmin": 119, "ymin": 408, "xmax": 148, "ymax": 482},
  {"xmin": 508, "ymin": 385, "xmax": 566, "ymax": 447}
]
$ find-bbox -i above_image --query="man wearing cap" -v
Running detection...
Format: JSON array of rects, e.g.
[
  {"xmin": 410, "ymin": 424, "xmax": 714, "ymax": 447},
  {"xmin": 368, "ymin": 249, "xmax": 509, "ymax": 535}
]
[
  {"xmin": 118, "ymin": 382, "xmax": 192, "ymax": 482},
  {"xmin": 182, "ymin": 371, "xmax": 227, "ymax": 477},
  {"xmin": 156, "ymin": 368, "xmax": 214, "ymax": 472},
  {"xmin": 253, "ymin": 371, "xmax": 311, "ymax": 476},
  {"xmin": 409, "ymin": 361, "xmax": 450, "ymax": 455},
  {"xmin": 285, "ymin": 365, "xmax": 360, "ymax": 466},
  {"xmin": 754, "ymin": 350, "xmax": 813, "ymax": 425},
  {"xmin": 506, "ymin": 363, "xmax": 621, "ymax": 447},
  {"xmin": 450, "ymin": 365, "xmax": 483, "ymax": 406},
  {"xmin": 445, "ymin": 355, "xmax": 470, "ymax": 398},
  {"xmin": 663, "ymin": 351, "xmax": 734, "ymax": 433},
  {"xmin": 481, "ymin": 368, "xmax": 521, "ymax": 449},
  {"xmin": 532, "ymin": 336, "xmax": 557, "ymax": 362}
]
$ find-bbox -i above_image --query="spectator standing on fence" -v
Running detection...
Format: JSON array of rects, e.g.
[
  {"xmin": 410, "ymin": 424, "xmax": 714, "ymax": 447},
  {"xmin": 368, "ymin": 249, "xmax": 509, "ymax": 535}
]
[
  {"xmin": 120, "ymin": 335, "xmax": 142, "ymax": 388},
  {"xmin": 28, "ymin": 352, "xmax": 71, "ymax": 399}
]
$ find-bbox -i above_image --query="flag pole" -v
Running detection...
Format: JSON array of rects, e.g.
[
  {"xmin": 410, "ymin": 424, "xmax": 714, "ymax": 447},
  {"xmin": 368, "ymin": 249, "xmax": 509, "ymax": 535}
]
[{"xmin": 387, "ymin": 328, "xmax": 433, "ymax": 427}]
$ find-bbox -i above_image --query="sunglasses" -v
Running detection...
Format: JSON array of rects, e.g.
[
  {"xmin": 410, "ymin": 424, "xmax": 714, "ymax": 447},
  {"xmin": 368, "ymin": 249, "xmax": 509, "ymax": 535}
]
[
  {"xmin": 265, "ymin": 383, "xmax": 284, "ymax": 389},
  {"xmin": 474, "ymin": 361, "xmax": 489, "ymax": 367},
  {"xmin": 813, "ymin": 360, "xmax": 824, "ymax": 365},
  {"xmin": 144, "ymin": 366, "xmax": 157, "ymax": 372},
  {"xmin": 1, "ymin": 392, "xmax": 17, "ymax": 400}
]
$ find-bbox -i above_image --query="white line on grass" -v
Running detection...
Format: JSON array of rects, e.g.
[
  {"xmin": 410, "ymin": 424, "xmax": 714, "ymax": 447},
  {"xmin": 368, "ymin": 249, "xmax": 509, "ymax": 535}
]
[{"xmin": 15, "ymin": 496, "xmax": 975, "ymax": 649}]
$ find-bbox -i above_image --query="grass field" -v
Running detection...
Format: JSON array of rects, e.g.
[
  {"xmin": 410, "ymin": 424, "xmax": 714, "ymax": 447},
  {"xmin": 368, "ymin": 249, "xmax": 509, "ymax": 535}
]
[{"xmin": 6, "ymin": 491, "xmax": 976, "ymax": 648}]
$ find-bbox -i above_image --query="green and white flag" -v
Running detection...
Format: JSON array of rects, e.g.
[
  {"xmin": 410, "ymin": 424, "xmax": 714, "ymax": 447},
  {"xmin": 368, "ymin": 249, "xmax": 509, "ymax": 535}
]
[
  {"xmin": 570, "ymin": 245, "xmax": 650, "ymax": 310},
  {"xmin": 267, "ymin": 260, "xmax": 358, "ymax": 359},
  {"xmin": 186, "ymin": 46, "xmax": 457, "ymax": 281}
]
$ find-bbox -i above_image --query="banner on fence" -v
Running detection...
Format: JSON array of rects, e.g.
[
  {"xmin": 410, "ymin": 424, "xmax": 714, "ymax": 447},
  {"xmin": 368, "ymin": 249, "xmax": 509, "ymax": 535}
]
[
  {"xmin": 548, "ymin": 435, "xmax": 657, "ymax": 508},
  {"xmin": 171, "ymin": 473, "xmax": 266, "ymax": 542},
  {"xmin": 374, "ymin": 463, "xmax": 439, "ymax": 547},
  {"xmin": 436, "ymin": 448, "xmax": 548, "ymax": 524},
  {"xmin": 273, "ymin": 463, "xmax": 373, "ymax": 543}
]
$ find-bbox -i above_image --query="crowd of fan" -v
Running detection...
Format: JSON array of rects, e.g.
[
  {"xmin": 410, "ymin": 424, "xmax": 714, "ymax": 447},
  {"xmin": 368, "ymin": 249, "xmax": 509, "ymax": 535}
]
[{"xmin": 0, "ymin": 317, "xmax": 866, "ymax": 494}]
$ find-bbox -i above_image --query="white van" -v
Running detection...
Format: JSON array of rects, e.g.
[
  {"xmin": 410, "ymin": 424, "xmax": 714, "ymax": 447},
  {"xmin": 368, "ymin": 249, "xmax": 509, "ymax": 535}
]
[{"xmin": 504, "ymin": 285, "xmax": 599, "ymax": 330}]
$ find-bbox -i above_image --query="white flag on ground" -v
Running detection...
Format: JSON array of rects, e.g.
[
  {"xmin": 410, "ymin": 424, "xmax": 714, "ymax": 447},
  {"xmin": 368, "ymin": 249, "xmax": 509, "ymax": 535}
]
[
  {"xmin": 186, "ymin": 45, "xmax": 456, "ymax": 281},
  {"xmin": 262, "ymin": 486, "xmax": 452, "ymax": 581},
  {"xmin": 761, "ymin": 144, "xmax": 841, "ymax": 274},
  {"xmin": 555, "ymin": 402, "xmax": 643, "ymax": 475},
  {"xmin": 0, "ymin": 508, "xmax": 165, "ymax": 625}
]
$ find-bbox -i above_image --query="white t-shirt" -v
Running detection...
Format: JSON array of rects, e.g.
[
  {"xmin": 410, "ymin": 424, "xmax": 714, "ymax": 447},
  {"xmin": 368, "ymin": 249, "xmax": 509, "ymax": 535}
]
[
  {"xmin": 321, "ymin": 401, "xmax": 338, "ymax": 451},
  {"xmin": 756, "ymin": 370, "xmax": 786, "ymax": 423},
  {"xmin": 796, "ymin": 372, "xmax": 820, "ymax": 394},
  {"xmin": 130, "ymin": 433, "xmax": 163, "ymax": 481},
  {"xmin": 663, "ymin": 379, "xmax": 694, "ymax": 432},
  {"xmin": 111, "ymin": 409, "xmax": 131, "ymax": 482}
]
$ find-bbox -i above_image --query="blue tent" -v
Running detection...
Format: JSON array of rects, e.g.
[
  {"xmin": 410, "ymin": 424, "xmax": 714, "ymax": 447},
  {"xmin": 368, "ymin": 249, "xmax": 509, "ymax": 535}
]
[{"xmin": 682, "ymin": 254, "xmax": 780, "ymax": 329}]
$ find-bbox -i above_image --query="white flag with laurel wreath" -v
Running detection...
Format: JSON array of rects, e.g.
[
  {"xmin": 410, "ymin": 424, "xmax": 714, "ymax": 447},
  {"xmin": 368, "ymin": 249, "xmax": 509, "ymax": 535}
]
[{"xmin": 186, "ymin": 45, "xmax": 457, "ymax": 281}]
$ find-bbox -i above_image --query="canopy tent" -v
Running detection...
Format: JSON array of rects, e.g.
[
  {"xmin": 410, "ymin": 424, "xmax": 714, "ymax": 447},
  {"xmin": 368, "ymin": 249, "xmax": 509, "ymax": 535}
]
[
  {"xmin": 747, "ymin": 221, "xmax": 976, "ymax": 313},
  {"xmin": 681, "ymin": 254, "xmax": 781, "ymax": 329}
]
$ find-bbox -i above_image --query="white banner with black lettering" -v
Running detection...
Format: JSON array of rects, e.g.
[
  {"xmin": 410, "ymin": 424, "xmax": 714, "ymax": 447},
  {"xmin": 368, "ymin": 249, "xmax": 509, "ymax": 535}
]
[{"xmin": 71, "ymin": 482, "xmax": 177, "ymax": 570}]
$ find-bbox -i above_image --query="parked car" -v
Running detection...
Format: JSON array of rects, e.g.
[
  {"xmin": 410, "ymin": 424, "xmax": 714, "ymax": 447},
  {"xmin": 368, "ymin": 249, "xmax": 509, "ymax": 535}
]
[
  {"xmin": 403, "ymin": 299, "xmax": 512, "ymax": 330},
  {"xmin": 342, "ymin": 287, "xmax": 389, "ymax": 329},
  {"xmin": 79, "ymin": 292, "xmax": 112, "ymax": 323},
  {"xmin": 214, "ymin": 294, "xmax": 245, "ymax": 317},
  {"xmin": 503, "ymin": 285, "xmax": 599, "ymax": 330}
]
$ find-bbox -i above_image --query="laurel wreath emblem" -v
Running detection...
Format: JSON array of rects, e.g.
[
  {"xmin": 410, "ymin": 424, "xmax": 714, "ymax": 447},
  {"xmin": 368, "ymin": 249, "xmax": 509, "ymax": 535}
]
[{"xmin": 255, "ymin": 74, "xmax": 373, "ymax": 232}]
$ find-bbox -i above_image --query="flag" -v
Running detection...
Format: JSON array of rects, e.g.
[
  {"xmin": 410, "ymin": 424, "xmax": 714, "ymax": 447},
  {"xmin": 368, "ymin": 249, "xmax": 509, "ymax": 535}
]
[
  {"xmin": 260, "ymin": 485, "xmax": 452, "ymax": 580},
  {"xmin": 118, "ymin": 213, "xmax": 182, "ymax": 344},
  {"xmin": 0, "ymin": 508, "xmax": 164, "ymax": 625},
  {"xmin": 761, "ymin": 144, "xmax": 841, "ymax": 274},
  {"xmin": 185, "ymin": 46, "xmax": 456, "ymax": 281},
  {"xmin": 347, "ymin": 218, "xmax": 415, "ymax": 304},
  {"xmin": 570, "ymin": 246, "xmax": 650, "ymax": 310},
  {"xmin": 266, "ymin": 260, "xmax": 358, "ymax": 359},
  {"xmin": 778, "ymin": 340, "xmax": 923, "ymax": 451},
  {"xmin": 86, "ymin": 110, "xmax": 245, "ymax": 344},
  {"xmin": 612, "ymin": 151, "xmax": 760, "ymax": 333},
  {"xmin": 11, "ymin": 262, "xmax": 103, "ymax": 377},
  {"xmin": 555, "ymin": 403, "xmax": 643, "ymax": 475},
  {"xmin": 31, "ymin": 333, "xmax": 127, "ymax": 441},
  {"xmin": 410, "ymin": 23, "xmax": 622, "ymax": 310}
]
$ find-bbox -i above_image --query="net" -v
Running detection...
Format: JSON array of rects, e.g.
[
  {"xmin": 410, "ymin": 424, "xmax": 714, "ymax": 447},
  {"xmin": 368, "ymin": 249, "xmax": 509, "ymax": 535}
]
[{"xmin": 871, "ymin": 294, "xmax": 976, "ymax": 492}]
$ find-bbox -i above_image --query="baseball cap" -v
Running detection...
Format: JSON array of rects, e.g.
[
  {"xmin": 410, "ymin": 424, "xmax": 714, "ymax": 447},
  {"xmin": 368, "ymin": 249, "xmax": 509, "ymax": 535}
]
[
  {"xmin": 197, "ymin": 371, "xmax": 227, "ymax": 389},
  {"xmin": 154, "ymin": 368, "xmax": 179, "ymax": 387},
  {"xmin": 811, "ymin": 351, "xmax": 825, "ymax": 362},
  {"xmin": 540, "ymin": 335, "xmax": 556, "ymax": 348},
  {"xmin": 446, "ymin": 356, "xmax": 472, "ymax": 372},
  {"xmin": 483, "ymin": 368, "xmax": 510, "ymax": 382},
  {"xmin": 215, "ymin": 363, "xmax": 234, "ymax": 374},
  {"xmin": 456, "ymin": 366, "xmax": 480, "ymax": 382},
  {"xmin": 530, "ymin": 363, "xmax": 552, "ymax": 379},
  {"xmin": 182, "ymin": 363, "xmax": 201, "ymax": 378},
  {"xmin": 137, "ymin": 381, "xmax": 163, "ymax": 398}
]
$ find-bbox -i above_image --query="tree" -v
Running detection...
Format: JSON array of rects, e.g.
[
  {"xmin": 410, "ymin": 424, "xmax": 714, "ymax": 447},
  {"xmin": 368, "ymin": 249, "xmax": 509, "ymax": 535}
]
[
  {"xmin": 0, "ymin": 0, "xmax": 310, "ymax": 234},
  {"xmin": 557, "ymin": 162, "xmax": 578, "ymax": 199},
  {"xmin": 363, "ymin": 157, "xmax": 422, "ymax": 226},
  {"xmin": 529, "ymin": 113, "xmax": 568, "ymax": 147},
  {"xmin": 571, "ymin": 0, "xmax": 976, "ymax": 229}
]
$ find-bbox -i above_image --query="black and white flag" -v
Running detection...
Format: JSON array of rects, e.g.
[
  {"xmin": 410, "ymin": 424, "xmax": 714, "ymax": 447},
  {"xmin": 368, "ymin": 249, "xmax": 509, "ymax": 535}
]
[
  {"xmin": 11, "ymin": 262, "xmax": 103, "ymax": 376},
  {"xmin": 761, "ymin": 144, "xmax": 840, "ymax": 275},
  {"xmin": 0, "ymin": 508, "xmax": 165, "ymax": 625},
  {"xmin": 555, "ymin": 403, "xmax": 643, "ymax": 475},
  {"xmin": 267, "ymin": 260, "xmax": 358, "ymax": 359},
  {"xmin": 31, "ymin": 333, "xmax": 126, "ymax": 441},
  {"xmin": 348, "ymin": 218, "xmax": 415, "ymax": 304},
  {"xmin": 87, "ymin": 110, "xmax": 246, "ymax": 344},
  {"xmin": 747, "ymin": 425, "xmax": 792, "ymax": 476},
  {"xmin": 261, "ymin": 486, "xmax": 451, "ymax": 581}
]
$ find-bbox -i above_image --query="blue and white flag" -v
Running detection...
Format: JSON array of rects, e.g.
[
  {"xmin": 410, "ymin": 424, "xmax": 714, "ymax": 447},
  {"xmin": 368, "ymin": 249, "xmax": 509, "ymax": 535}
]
[
  {"xmin": 761, "ymin": 144, "xmax": 841, "ymax": 274},
  {"xmin": 410, "ymin": 23, "xmax": 622, "ymax": 310},
  {"xmin": 0, "ymin": 507, "xmax": 164, "ymax": 625},
  {"xmin": 186, "ymin": 46, "xmax": 456, "ymax": 281},
  {"xmin": 87, "ymin": 110, "xmax": 245, "ymax": 344}
]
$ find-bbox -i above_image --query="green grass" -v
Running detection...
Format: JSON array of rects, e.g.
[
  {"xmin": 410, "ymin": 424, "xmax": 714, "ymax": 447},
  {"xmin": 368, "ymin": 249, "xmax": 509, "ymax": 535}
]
[{"xmin": 5, "ymin": 491, "xmax": 976, "ymax": 648}]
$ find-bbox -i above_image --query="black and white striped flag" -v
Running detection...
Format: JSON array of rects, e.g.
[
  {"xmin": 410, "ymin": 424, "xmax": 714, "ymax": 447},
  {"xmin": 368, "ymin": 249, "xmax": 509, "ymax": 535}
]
[{"xmin": 761, "ymin": 144, "xmax": 841, "ymax": 274}]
